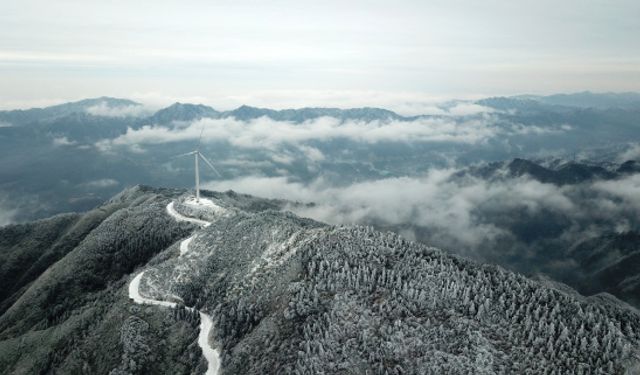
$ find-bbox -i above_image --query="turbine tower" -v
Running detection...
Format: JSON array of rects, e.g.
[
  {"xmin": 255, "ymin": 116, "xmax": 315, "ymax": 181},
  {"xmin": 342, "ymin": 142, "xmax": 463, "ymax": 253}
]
[{"xmin": 174, "ymin": 126, "xmax": 221, "ymax": 202}]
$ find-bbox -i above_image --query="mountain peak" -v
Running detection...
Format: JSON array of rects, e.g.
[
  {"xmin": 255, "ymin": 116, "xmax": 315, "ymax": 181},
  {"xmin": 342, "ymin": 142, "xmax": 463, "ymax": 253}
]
[
  {"xmin": 75, "ymin": 97, "xmax": 140, "ymax": 107},
  {"xmin": 149, "ymin": 103, "xmax": 219, "ymax": 124},
  {"xmin": 618, "ymin": 160, "xmax": 640, "ymax": 174},
  {"xmin": 507, "ymin": 158, "xmax": 554, "ymax": 180}
]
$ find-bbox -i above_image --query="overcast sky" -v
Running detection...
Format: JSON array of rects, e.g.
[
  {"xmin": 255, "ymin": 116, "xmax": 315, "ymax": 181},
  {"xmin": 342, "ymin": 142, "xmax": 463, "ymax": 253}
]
[{"xmin": 1, "ymin": 0, "xmax": 639, "ymax": 110}]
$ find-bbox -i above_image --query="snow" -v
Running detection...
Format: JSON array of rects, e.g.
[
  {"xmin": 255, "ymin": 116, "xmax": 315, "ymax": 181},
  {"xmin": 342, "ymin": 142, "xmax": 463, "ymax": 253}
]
[
  {"xmin": 183, "ymin": 197, "xmax": 226, "ymax": 215},
  {"xmin": 166, "ymin": 201, "xmax": 210, "ymax": 227},
  {"xmin": 128, "ymin": 271, "xmax": 176, "ymax": 308},
  {"xmin": 247, "ymin": 229, "xmax": 323, "ymax": 280},
  {"xmin": 129, "ymin": 200, "xmax": 222, "ymax": 375},
  {"xmin": 198, "ymin": 312, "xmax": 221, "ymax": 375},
  {"xmin": 180, "ymin": 236, "xmax": 194, "ymax": 256}
]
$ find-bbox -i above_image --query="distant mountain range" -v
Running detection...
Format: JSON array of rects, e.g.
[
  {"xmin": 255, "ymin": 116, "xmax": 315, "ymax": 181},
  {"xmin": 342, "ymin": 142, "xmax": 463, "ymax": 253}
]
[
  {"xmin": 499, "ymin": 91, "xmax": 640, "ymax": 110},
  {"xmin": 0, "ymin": 97, "xmax": 407, "ymax": 126},
  {"xmin": 463, "ymin": 158, "xmax": 639, "ymax": 185},
  {"xmin": 0, "ymin": 97, "xmax": 141, "ymax": 125},
  {"xmin": 479, "ymin": 91, "xmax": 640, "ymax": 111},
  {"xmin": 2, "ymin": 91, "xmax": 639, "ymax": 127}
]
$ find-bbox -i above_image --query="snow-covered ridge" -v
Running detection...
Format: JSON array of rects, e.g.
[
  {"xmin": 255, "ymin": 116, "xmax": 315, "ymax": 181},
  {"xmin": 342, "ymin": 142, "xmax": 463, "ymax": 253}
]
[{"xmin": 123, "ymin": 190, "xmax": 640, "ymax": 374}]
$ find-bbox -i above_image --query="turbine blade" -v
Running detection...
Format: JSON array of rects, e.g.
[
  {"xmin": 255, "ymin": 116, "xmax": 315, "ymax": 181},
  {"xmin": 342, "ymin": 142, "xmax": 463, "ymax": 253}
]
[
  {"xmin": 198, "ymin": 152, "xmax": 222, "ymax": 177},
  {"xmin": 171, "ymin": 151, "xmax": 197, "ymax": 159},
  {"xmin": 196, "ymin": 124, "xmax": 205, "ymax": 151}
]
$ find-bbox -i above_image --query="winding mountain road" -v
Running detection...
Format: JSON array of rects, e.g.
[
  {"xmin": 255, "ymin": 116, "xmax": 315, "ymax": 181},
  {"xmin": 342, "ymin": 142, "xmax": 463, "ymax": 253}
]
[
  {"xmin": 128, "ymin": 200, "xmax": 221, "ymax": 375},
  {"xmin": 166, "ymin": 201, "xmax": 211, "ymax": 227}
]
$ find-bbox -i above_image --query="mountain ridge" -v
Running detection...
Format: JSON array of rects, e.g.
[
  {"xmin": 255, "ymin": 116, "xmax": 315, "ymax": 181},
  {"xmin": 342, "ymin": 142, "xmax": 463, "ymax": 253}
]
[
  {"xmin": 1, "ymin": 92, "xmax": 639, "ymax": 134},
  {"xmin": 0, "ymin": 185, "xmax": 639, "ymax": 374},
  {"xmin": 2, "ymin": 91, "xmax": 637, "ymax": 128}
]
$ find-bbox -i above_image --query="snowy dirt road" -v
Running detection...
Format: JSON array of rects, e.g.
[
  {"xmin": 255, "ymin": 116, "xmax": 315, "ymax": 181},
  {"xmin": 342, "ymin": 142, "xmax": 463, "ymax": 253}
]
[{"xmin": 128, "ymin": 199, "xmax": 221, "ymax": 375}]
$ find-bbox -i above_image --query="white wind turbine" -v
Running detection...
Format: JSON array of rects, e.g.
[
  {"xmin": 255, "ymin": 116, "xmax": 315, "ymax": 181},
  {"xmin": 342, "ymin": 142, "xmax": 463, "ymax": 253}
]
[{"xmin": 174, "ymin": 127, "xmax": 221, "ymax": 202}]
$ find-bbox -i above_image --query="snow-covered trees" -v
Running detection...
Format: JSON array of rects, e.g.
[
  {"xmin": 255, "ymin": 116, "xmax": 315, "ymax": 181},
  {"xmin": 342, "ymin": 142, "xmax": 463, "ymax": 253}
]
[
  {"xmin": 4, "ymin": 186, "xmax": 638, "ymax": 374},
  {"xmin": 178, "ymin": 207, "xmax": 640, "ymax": 374},
  {"xmin": 0, "ymin": 187, "xmax": 197, "ymax": 374}
]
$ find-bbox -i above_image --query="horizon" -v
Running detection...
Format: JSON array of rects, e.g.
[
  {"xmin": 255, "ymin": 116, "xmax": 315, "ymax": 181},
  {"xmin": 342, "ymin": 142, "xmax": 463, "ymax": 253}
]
[
  {"xmin": 2, "ymin": 90, "xmax": 640, "ymax": 115},
  {"xmin": 2, "ymin": 1, "xmax": 639, "ymax": 112}
]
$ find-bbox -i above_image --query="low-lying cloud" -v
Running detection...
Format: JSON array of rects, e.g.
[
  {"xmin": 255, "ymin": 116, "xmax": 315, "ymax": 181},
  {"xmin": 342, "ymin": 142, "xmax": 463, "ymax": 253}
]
[
  {"xmin": 52, "ymin": 136, "xmax": 77, "ymax": 147},
  {"xmin": 618, "ymin": 143, "xmax": 640, "ymax": 163},
  {"xmin": 446, "ymin": 103, "xmax": 495, "ymax": 117},
  {"xmin": 80, "ymin": 178, "xmax": 119, "ymax": 189},
  {"xmin": 97, "ymin": 116, "xmax": 501, "ymax": 152},
  {"xmin": 593, "ymin": 173, "xmax": 640, "ymax": 211},
  {"xmin": 96, "ymin": 114, "xmax": 571, "ymax": 154},
  {"xmin": 204, "ymin": 171, "xmax": 569, "ymax": 247},
  {"xmin": 86, "ymin": 102, "xmax": 148, "ymax": 118},
  {"xmin": 0, "ymin": 199, "xmax": 17, "ymax": 227},
  {"xmin": 204, "ymin": 169, "xmax": 640, "ymax": 265}
]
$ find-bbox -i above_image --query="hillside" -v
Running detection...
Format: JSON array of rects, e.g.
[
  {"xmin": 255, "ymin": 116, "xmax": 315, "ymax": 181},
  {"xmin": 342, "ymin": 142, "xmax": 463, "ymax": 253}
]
[
  {"xmin": 571, "ymin": 232, "xmax": 640, "ymax": 307},
  {"xmin": 0, "ymin": 186, "xmax": 202, "ymax": 374},
  {"xmin": 0, "ymin": 186, "xmax": 639, "ymax": 374}
]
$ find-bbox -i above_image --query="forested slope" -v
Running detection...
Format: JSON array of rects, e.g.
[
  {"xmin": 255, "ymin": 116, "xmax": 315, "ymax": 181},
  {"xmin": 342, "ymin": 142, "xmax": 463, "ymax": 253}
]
[
  {"xmin": 148, "ymin": 194, "xmax": 640, "ymax": 374},
  {"xmin": 1, "ymin": 186, "xmax": 639, "ymax": 374},
  {"xmin": 0, "ymin": 186, "xmax": 203, "ymax": 374}
]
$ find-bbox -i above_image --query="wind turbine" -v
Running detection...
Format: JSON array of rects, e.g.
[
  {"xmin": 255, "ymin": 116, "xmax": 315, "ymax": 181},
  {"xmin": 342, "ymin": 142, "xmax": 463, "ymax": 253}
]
[{"xmin": 174, "ymin": 126, "xmax": 221, "ymax": 202}]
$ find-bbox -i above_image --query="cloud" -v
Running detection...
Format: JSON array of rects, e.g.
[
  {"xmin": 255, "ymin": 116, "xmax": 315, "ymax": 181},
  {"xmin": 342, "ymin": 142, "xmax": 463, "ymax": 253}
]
[
  {"xmin": 0, "ymin": 199, "xmax": 17, "ymax": 226},
  {"xmin": 593, "ymin": 174, "xmax": 640, "ymax": 211},
  {"xmin": 85, "ymin": 101, "xmax": 148, "ymax": 117},
  {"xmin": 207, "ymin": 175, "xmax": 311, "ymax": 202},
  {"xmin": 508, "ymin": 123, "xmax": 573, "ymax": 136},
  {"xmin": 0, "ymin": 208, "xmax": 17, "ymax": 227},
  {"xmin": 96, "ymin": 115, "xmax": 504, "ymax": 153},
  {"xmin": 269, "ymin": 152, "xmax": 295, "ymax": 165},
  {"xmin": 80, "ymin": 178, "xmax": 119, "ymax": 189},
  {"xmin": 617, "ymin": 143, "xmax": 640, "ymax": 162},
  {"xmin": 204, "ymin": 167, "xmax": 640, "ymax": 262},
  {"xmin": 218, "ymin": 158, "xmax": 274, "ymax": 169},
  {"xmin": 446, "ymin": 103, "xmax": 494, "ymax": 116},
  {"xmin": 52, "ymin": 136, "xmax": 77, "ymax": 147},
  {"xmin": 298, "ymin": 145, "xmax": 325, "ymax": 162},
  {"xmin": 5, "ymin": 0, "xmax": 640, "ymax": 107},
  {"xmin": 204, "ymin": 171, "xmax": 579, "ymax": 248}
]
